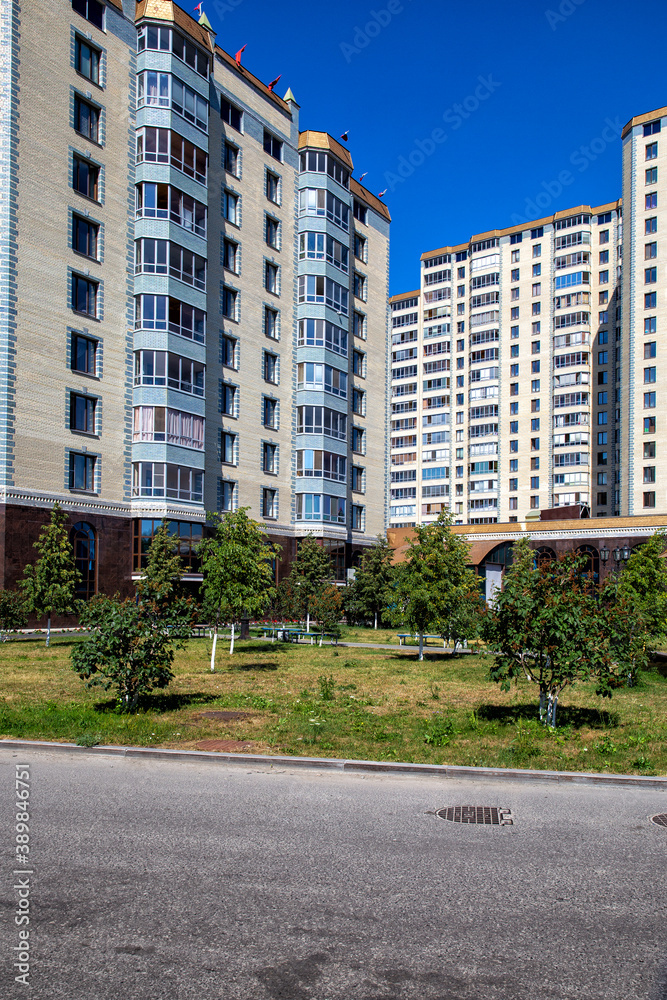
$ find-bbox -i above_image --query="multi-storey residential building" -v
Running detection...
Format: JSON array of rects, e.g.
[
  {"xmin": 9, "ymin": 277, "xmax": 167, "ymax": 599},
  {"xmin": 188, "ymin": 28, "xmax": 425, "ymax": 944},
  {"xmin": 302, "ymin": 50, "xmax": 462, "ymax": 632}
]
[
  {"xmin": 0, "ymin": 0, "xmax": 390, "ymax": 599},
  {"xmin": 390, "ymin": 203, "xmax": 628, "ymax": 526}
]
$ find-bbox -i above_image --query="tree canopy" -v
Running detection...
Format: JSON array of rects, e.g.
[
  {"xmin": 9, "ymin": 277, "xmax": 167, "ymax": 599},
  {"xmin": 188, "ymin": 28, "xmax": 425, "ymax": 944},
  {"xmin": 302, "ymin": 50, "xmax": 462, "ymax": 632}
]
[
  {"xmin": 199, "ymin": 508, "xmax": 279, "ymax": 664},
  {"xmin": 135, "ymin": 521, "xmax": 184, "ymax": 606},
  {"xmin": 392, "ymin": 512, "xmax": 480, "ymax": 659},
  {"xmin": 287, "ymin": 535, "xmax": 332, "ymax": 631},
  {"xmin": 21, "ymin": 503, "xmax": 79, "ymax": 646},
  {"xmin": 348, "ymin": 535, "xmax": 396, "ymax": 628}
]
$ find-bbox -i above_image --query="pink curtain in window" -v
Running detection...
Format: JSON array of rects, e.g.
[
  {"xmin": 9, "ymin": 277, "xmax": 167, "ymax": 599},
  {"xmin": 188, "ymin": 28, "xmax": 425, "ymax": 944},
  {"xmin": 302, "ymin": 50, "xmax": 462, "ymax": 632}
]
[
  {"xmin": 192, "ymin": 415, "xmax": 204, "ymax": 449},
  {"xmin": 167, "ymin": 409, "xmax": 180, "ymax": 445},
  {"xmin": 133, "ymin": 407, "xmax": 154, "ymax": 441}
]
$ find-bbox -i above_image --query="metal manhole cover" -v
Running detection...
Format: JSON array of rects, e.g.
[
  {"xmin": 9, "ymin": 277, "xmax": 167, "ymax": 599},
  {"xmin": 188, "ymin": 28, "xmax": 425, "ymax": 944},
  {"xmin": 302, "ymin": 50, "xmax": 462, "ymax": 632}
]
[
  {"xmin": 650, "ymin": 813, "xmax": 667, "ymax": 828},
  {"xmin": 196, "ymin": 739, "xmax": 257, "ymax": 752},
  {"xmin": 437, "ymin": 806, "xmax": 513, "ymax": 826}
]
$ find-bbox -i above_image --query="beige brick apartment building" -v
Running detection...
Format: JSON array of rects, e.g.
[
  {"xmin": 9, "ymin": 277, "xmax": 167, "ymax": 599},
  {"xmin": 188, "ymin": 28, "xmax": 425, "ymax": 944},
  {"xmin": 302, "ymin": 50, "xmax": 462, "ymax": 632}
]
[{"xmin": 0, "ymin": 0, "xmax": 390, "ymax": 597}]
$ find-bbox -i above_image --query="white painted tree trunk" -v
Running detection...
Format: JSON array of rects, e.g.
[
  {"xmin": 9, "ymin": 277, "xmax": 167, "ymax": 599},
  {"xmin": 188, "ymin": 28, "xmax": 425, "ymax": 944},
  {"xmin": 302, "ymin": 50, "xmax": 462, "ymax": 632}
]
[
  {"xmin": 210, "ymin": 626, "xmax": 218, "ymax": 672},
  {"xmin": 419, "ymin": 631, "xmax": 424, "ymax": 661},
  {"xmin": 229, "ymin": 623, "xmax": 235, "ymax": 655},
  {"xmin": 46, "ymin": 614, "xmax": 51, "ymax": 648},
  {"xmin": 374, "ymin": 612, "xmax": 377, "ymax": 630},
  {"xmin": 306, "ymin": 610, "xmax": 310, "ymax": 632}
]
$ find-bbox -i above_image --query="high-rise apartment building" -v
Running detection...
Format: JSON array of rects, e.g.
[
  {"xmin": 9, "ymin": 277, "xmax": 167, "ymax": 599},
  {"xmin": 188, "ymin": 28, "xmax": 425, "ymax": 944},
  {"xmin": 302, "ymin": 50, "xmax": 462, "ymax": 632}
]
[
  {"xmin": 0, "ymin": 0, "xmax": 389, "ymax": 597},
  {"xmin": 391, "ymin": 103, "xmax": 667, "ymax": 529}
]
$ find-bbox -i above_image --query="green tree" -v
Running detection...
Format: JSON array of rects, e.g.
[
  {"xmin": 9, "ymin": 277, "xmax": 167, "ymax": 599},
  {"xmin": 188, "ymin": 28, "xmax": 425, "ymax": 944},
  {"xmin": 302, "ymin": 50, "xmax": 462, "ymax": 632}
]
[
  {"xmin": 310, "ymin": 584, "xmax": 344, "ymax": 642},
  {"xmin": 135, "ymin": 521, "xmax": 184, "ymax": 606},
  {"xmin": 349, "ymin": 535, "xmax": 396, "ymax": 629},
  {"xmin": 21, "ymin": 504, "xmax": 79, "ymax": 646},
  {"xmin": 288, "ymin": 535, "xmax": 332, "ymax": 632},
  {"xmin": 198, "ymin": 508, "xmax": 279, "ymax": 667},
  {"xmin": 602, "ymin": 530, "xmax": 667, "ymax": 684},
  {"xmin": 392, "ymin": 512, "xmax": 479, "ymax": 660},
  {"xmin": 0, "ymin": 590, "xmax": 29, "ymax": 639},
  {"xmin": 484, "ymin": 538, "xmax": 622, "ymax": 726},
  {"xmin": 72, "ymin": 594, "xmax": 195, "ymax": 712}
]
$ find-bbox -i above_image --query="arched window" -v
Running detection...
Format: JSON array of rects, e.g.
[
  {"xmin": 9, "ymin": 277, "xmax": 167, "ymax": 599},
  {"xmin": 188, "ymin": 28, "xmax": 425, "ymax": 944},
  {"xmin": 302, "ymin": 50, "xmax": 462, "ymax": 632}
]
[
  {"xmin": 534, "ymin": 545, "xmax": 556, "ymax": 567},
  {"xmin": 575, "ymin": 544, "xmax": 599, "ymax": 585},
  {"xmin": 71, "ymin": 522, "xmax": 96, "ymax": 600},
  {"xmin": 484, "ymin": 541, "xmax": 514, "ymax": 569}
]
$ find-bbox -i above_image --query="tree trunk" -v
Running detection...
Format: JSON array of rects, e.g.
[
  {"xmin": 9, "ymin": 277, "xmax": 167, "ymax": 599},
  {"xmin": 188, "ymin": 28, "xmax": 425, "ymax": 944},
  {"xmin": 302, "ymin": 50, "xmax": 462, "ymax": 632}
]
[
  {"xmin": 46, "ymin": 614, "xmax": 51, "ymax": 648},
  {"xmin": 306, "ymin": 610, "xmax": 310, "ymax": 633},
  {"xmin": 210, "ymin": 626, "xmax": 218, "ymax": 672},
  {"xmin": 229, "ymin": 622, "xmax": 235, "ymax": 655},
  {"xmin": 546, "ymin": 691, "xmax": 558, "ymax": 728},
  {"xmin": 374, "ymin": 611, "xmax": 377, "ymax": 630},
  {"xmin": 538, "ymin": 689, "xmax": 546, "ymax": 725},
  {"xmin": 419, "ymin": 631, "xmax": 424, "ymax": 661}
]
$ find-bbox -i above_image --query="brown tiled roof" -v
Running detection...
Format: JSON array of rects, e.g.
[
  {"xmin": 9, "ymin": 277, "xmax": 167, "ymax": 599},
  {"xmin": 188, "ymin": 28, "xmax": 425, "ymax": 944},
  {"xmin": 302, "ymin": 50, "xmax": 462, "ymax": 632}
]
[
  {"xmin": 420, "ymin": 199, "xmax": 623, "ymax": 261},
  {"xmin": 622, "ymin": 105, "xmax": 667, "ymax": 139},
  {"xmin": 299, "ymin": 131, "xmax": 353, "ymax": 169},
  {"xmin": 105, "ymin": 0, "xmax": 124, "ymax": 10},
  {"xmin": 135, "ymin": 0, "xmax": 214, "ymax": 50},
  {"xmin": 389, "ymin": 291, "xmax": 419, "ymax": 303},
  {"xmin": 214, "ymin": 46, "xmax": 290, "ymax": 114},
  {"xmin": 350, "ymin": 178, "xmax": 391, "ymax": 222}
]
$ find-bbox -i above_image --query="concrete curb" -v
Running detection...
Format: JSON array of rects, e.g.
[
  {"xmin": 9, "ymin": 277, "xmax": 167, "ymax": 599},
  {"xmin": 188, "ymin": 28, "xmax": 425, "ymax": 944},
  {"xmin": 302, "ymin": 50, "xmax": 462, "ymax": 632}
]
[{"xmin": 2, "ymin": 739, "xmax": 667, "ymax": 788}]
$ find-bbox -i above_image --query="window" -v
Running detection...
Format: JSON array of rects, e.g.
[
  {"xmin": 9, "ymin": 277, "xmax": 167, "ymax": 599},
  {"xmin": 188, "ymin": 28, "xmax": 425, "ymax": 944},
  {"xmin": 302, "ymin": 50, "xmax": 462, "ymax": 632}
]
[
  {"xmin": 354, "ymin": 272, "xmax": 366, "ymax": 301},
  {"xmin": 72, "ymin": 274, "xmax": 97, "ymax": 317},
  {"xmin": 598, "ymin": 350, "xmax": 608, "ymax": 365},
  {"xmin": 597, "ymin": 492, "xmax": 608, "ymax": 506},
  {"xmin": 221, "ymin": 334, "xmax": 236, "ymax": 368},
  {"xmin": 354, "ymin": 199, "xmax": 368, "ymax": 225},
  {"xmin": 645, "ymin": 342, "xmax": 657, "ymax": 359},
  {"xmin": 645, "ymin": 416, "xmax": 656, "ymax": 434},
  {"xmin": 223, "ymin": 142, "xmax": 239, "ymax": 176},
  {"xmin": 646, "ymin": 192, "xmax": 658, "ymax": 210},
  {"xmin": 223, "ymin": 190, "xmax": 238, "ymax": 224},
  {"xmin": 510, "ymin": 440, "xmax": 518, "ymax": 452},
  {"xmin": 298, "ymin": 362, "xmax": 347, "ymax": 397},
  {"xmin": 266, "ymin": 171, "xmax": 280, "ymax": 204},
  {"xmin": 531, "ymin": 457, "xmax": 539, "ymax": 470},
  {"xmin": 509, "ymin": 478, "xmax": 518, "ymax": 491},
  {"xmin": 75, "ymin": 37, "xmax": 100, "ymax": 85},
  {"xmin": 219, "ymin": 480, "xmax": 235, "ymax": 512},
  {"xmin": 265, "ymin": 261, "xmax": 279, "ymax": 295},
  {"xmin": 171, "ymin": 29, "xmax": 208, "ymax": 74},
  {"xmin": 531, "ymin": 399, "xmax": 540, "ymax": 412},
  {"xmin": 352, "ymin": 387, "xmax": 365, "ymax": 416},
  {"xmin": 645, "ymin": 242, "xmax": 657, "ymax": 259},
  {"xmin": 646, "ymin": 267, "xmax": 657, "ymax": 284},
  {"xmin": 353, "ymin": 350, "xmax": 365, "ymax": 377},
  {"xmin": 531, "ymin": 418, "xmax": 540, "ymax": 431},
  {"xmin": 598, "ymin": 391, "xmax": 608, "ymax": 404},
  {"xmin": 509, "ymin": 421, "xmax": 518, "ymax": 433},
  {"xmin": 532, "ymin": 283, "xmax": 541, "ymax": 297},
  {"xmin": 262, "ymin": 488, "xmax": 278, "ymax": 519},
  {"xmin": 264, "ymin": 351, "xmax": 278, "ymax": 384},
  {"xmin": 598, "ymin": 411, "xmax": 608, "ymax": 425},
  {"xmin": 531, "ymin": 438, "xmax": 539, "ymax": 451},
  {"xmin": 644, "ymin": 367, "xmax": 657, "ymax": 383},
  {"xmin": 222, "ymin": 238, "xmax": 238, "ymax": 274},
  {"xmin": 511, "ymin": 307, "xmax": 519, "ymax": 320},
  {"xmin": 597, "ymin": 472, "xmax": 608, "ymax": 485},
  {"xmin": 69, "ymin": 452, "xmax": 96, "ymax": 491},
  {"xmin": 646, "ymin": 167, "xmax": 658, "ymax": 184},
  {"xmin": 644, "ymin": 121, "xmax": 661, "ymax": 136},
  {"xmin": 72, "ymin": 521, "xmax": 96, "ymax": 600},
  {"xmin": 532, "ymin": 302, "xmax": 541, "ymax": 315},
  {"xmin": 71, "ymin": 334, "xmax": 97, "ymax": 375},
  {"xmin": 266, "ymin": 216, "xmax": 279, "ymax": 249},
  {"xmin": 73, "ymin": 215, "xmax": 98, "ymax": 259},
  {"xmin": 531, "ymin": 380, "xmax": 540, "ymax": 392},
  {"xmin": 351, "ymin": 505, "xmax": 364, "ymax": 531},
  {"xmin": 354, "ymin": 232, "xmax": 367, "ymax": 262},
  {"xmin": 597, "ymin": 451, "xmax": 607, "ymax": 465},
  {"xmin": 72, "ymin": 0, "xmax": 104, "ymax": 30},
  {"xmin": 510, "ymin": 383, "xmax": 518, "ymax": 396},
  {"xmin": 260, "ymin": 396, "xmax": 277, "ymax": 430},
  {"xmin": 510, "ymin": 233, "xmax": 522, "ymax": 245},
  {"xmin": 645, "ymin": 217, "xmax": 657, "ymax": 234},
  {"xmin": 531, "ymin": 341, "xmax": 540, "ymax": 355},
  {"xmin": 351, "ymin": 466, "xmax": 365, "ymax": 492},
  {"xmin": 220, "ymin": 382, "xmax": 236, "ymax": 417},
  {"xmin": 74, "ymin": 95, "xmax": 99, "ymax": 143},
  {"xmin": 73, "ymin": 155, "xmax": 99, "ymax": 201},
  {"xmin": 221, "ymin": 98, "xmax": 242, "ymax": 132},
  {"xmin": 645, "ymin": 293, "xmax": 657, "ymax": 309},
  {"xmin": 510, "ymin": 344, "xmax": 519, "ymax": 358},
  {"xmin": 70, "ymin": 392, "xmax": 96, "ymax": 434},
  {"xmin": 509, "ymin": 460, "xmax": 518, "ymax": 472},
  {"xmin": 263, "ymin": 442, "xmax": 277, "ymax": 474},
  {"xmin": 352, "ymin": 427, "xmax": 365, "ymax": 454},
  {"xmin": 599, "ymin": 291, "xmax": 608, "ymax": 305},
  {"xmin": 644, "ymin": 441, "xmax": 656, "ymax": 458},
  {"xmin": 510, "ymin": 364, "xmax": 519, "ymax": 377},
  {"xmin": 137, "ymin": 71, "xmax": 170, "ymax": 108},
  {"xmin": 221, "ymin": 431, "xmax": 236, "ymax": 466},
  {"xmin": 530, "ymin": 496, "xmax": 539, "ymax": 509},
  {"xmin": 138, "ymin": 23, "xmax": 170, "ymax": 51},
  {"xmin": 644, "ymin": 466, "xmax": 656, "ymax": 484},
  {"xmin": 265, "ymin": 307, "xmax": 279, "ymax": 340},
  {"xmin": 133, "ymin": 407, "xmax": 204, "ymax": 450},
  {"xmin": 644, "ymin": 491, "xmax": 656, "ymax": 508},
  {"xmin": 646, "ymin": 141, "xmax": 658, "ymax": 160},
  {"xmin": 598, "ymin": 432, "xmax": 607, "ymax": 445},
  {"xmin": 599, "ymin": 229, "xmax": 610, "ymax": 244},
  {"xmin": 644, "ymin": 392, "xmax": 656, "ymax": 408},
  {"xmin": 261, "ymin": 127, "xmax": 283, "ymax": 160},
  {"xmin": 530, "ymin": 476, "xmax": 539, "ymax": 489},
  {"xmin": 531, "ymin": 360, "xmax": 540, "ymax": 373},
  {"xmin": 221, "ymin": 285, "xmax": 237, "ymax": 320},
  {"xmin": 133, "ymin": 464, "xmax": 203, "ymax": 503},
  {"xmin": 645, "ymin": 317, "xmax": 657, "ymax": 335}
]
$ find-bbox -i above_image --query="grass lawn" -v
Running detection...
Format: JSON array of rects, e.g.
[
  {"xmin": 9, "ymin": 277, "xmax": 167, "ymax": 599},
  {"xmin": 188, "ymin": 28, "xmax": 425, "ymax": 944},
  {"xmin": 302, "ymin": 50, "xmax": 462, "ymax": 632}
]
[{"xmin": 0, "ymin": 633, "xmax": 665, "ymax": 776}]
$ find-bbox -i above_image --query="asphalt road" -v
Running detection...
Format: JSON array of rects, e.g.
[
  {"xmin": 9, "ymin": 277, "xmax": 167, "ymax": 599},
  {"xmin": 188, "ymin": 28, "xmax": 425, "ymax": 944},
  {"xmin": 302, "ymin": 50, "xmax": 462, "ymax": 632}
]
[{"xmin": 1, "ymin": 748, "xmax": 666, "ymax": 1000}]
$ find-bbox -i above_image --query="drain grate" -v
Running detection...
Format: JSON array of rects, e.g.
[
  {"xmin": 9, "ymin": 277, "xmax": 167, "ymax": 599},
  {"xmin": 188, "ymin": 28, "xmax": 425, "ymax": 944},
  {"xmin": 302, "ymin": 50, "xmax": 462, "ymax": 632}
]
[
  {"xmin": 650, "ymin": 813, "xmax": 667, "ymax": 828},
  {"xmin": 437, "ymin": 805, "xmax": 513, "ymax": 826}
]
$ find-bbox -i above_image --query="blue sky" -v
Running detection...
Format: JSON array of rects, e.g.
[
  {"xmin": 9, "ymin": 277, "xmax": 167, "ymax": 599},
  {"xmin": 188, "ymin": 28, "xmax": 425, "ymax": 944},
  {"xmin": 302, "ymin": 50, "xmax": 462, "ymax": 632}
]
[{"xmin": 204, "ymin": 0, "xmax": 667, "ymax": 295}]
